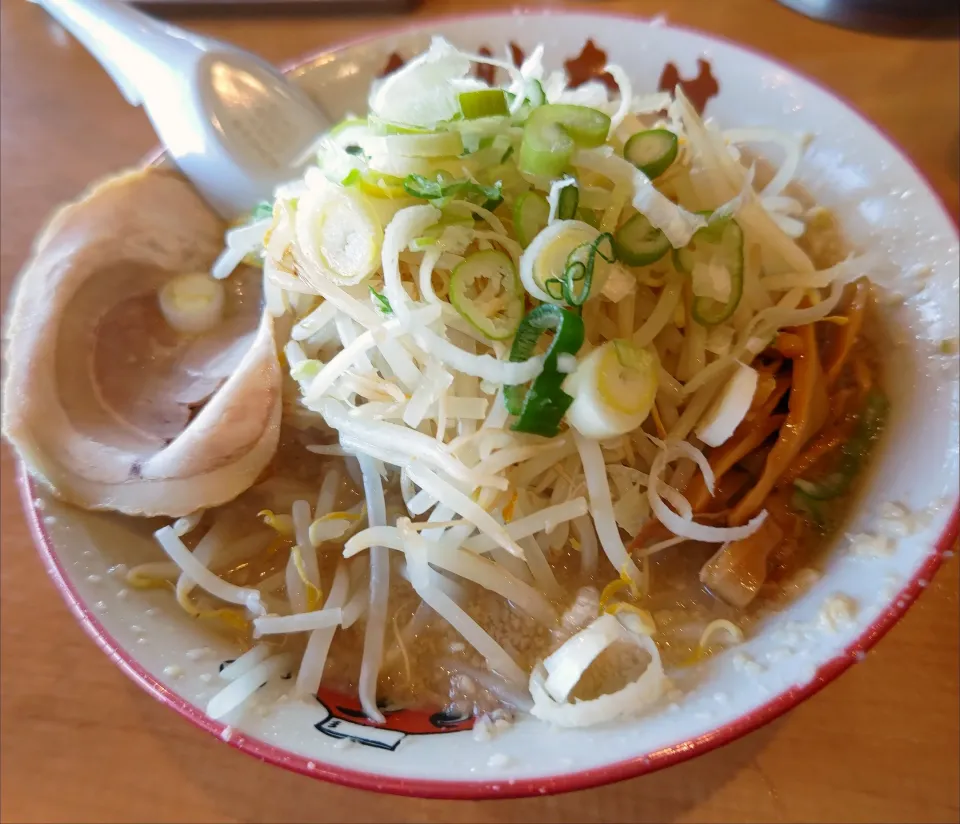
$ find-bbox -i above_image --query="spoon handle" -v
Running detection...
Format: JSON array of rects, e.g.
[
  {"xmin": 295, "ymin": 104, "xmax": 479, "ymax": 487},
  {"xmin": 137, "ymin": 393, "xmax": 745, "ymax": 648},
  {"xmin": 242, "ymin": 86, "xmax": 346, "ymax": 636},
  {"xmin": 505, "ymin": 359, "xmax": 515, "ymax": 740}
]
[
  {"xmin": 32, "ymin": 0, "xmax": 201, "ymax": 106},
  {"xmin": 32, "ymin": 0, "xmax": 328, "ymax": 218}
]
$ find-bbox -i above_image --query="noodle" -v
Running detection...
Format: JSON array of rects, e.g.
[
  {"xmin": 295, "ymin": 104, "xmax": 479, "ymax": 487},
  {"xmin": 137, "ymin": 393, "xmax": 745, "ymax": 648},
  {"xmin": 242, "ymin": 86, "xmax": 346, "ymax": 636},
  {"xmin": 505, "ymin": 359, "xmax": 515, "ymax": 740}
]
[
  {"xmin": 117, "ymin": 40, "xmax": 887, "ymax": 727},
  {"xmin": 296, "ymin": 562, "xmax": 350, "ymax": 696},
  {"xmin": 357, "ymin": 454, "xmax": 390, "ymax": 723}
]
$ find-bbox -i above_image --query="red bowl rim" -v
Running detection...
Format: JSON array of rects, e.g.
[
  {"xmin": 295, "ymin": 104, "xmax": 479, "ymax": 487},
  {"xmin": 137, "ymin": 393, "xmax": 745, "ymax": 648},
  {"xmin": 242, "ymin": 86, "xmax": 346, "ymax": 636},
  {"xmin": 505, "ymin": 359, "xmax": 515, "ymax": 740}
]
[{"xmin": 17, "ymin": 7, "xmax": 960, "ymax": 801}]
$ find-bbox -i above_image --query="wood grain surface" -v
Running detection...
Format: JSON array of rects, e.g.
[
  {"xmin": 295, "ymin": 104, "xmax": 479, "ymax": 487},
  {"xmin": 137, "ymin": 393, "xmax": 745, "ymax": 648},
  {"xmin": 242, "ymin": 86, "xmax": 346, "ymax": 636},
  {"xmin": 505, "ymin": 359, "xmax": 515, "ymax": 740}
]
[{"xmin": 1, "ymin": 1, "xmax": 957, "ymax": 822}]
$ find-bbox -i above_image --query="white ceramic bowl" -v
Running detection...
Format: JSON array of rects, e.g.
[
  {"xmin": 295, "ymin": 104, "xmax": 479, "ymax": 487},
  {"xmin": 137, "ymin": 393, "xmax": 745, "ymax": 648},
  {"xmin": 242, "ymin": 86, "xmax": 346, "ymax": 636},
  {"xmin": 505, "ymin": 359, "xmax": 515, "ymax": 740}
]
[{"xmin": 19, "ymin": 10, "xmax": 960, "ymax": 799}]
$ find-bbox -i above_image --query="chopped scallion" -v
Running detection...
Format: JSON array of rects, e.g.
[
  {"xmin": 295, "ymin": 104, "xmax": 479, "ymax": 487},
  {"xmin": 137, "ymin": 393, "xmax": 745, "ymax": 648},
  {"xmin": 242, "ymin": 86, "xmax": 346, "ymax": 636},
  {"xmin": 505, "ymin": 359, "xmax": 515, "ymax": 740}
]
[
  {"xmin": 562, "ymin": 232, "xmax": 615, "ymax": 306},
  {"xmin": 674, "ymin": 216, "xmax": 745, "ymax": 326},
  {"xmin": 519, "ymin": 104, "xmax": 611, "ymax": 177},
  {"xmin": 449, "ymin": 250, "xmax": 523, "ymax": 340},
  {"xmin": 623, "ymin": 129, "xmax": 679, "ymax": 180},
  {"xmin": 613, "ymin": 213, "xmax": 670, "ymax": 266},
  {"xmin": 504, "ymin": 305, "xmax": 585, "ymax": 437},
  {"xmin": 514, "ymin": 191, "xmax": 550, "ymax": 247},
  {"xmin": 250, "ymin": 200, "xmax": 274, "ymax": 221},
  {"xmin": 369, "ymin": 286, "xmax": 393, "ymax": 315},
  {"xmin": 557, "ymin": 183, "xmax": 579, "ymax": 221},
  {"xmin": 459, "ymin": 89, "xmax": 510, "ymax": 119}
]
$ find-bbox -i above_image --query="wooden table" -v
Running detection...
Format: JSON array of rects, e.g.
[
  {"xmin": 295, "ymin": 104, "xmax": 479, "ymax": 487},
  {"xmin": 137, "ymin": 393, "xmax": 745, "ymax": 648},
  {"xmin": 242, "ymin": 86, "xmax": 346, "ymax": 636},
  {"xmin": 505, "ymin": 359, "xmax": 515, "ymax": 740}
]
[{"xmin": 1, "ymin": 1, "xmax": 957, "ymax": 821}]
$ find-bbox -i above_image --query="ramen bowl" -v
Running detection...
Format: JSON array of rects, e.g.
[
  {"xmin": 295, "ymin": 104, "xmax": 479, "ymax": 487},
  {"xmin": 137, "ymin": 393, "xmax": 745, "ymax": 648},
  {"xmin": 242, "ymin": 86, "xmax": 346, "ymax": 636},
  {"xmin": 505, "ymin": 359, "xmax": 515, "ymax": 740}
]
[{"xmin": 18, "ymin": 10, "xmax": 960, "ymax": 799}]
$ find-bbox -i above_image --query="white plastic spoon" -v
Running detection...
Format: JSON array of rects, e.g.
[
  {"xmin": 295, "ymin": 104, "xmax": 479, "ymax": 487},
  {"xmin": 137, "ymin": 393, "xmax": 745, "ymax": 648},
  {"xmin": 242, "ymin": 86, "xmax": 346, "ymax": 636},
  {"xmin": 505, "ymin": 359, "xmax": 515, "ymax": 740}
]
[{"xmin": 33, "ymin": 0, "xmax": 329, "ymax": 218}]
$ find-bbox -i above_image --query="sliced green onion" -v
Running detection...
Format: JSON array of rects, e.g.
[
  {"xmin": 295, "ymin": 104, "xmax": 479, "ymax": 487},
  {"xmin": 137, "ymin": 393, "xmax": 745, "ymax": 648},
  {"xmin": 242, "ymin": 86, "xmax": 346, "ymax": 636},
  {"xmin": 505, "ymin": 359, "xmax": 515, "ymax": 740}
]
[
  {"xmin": 459, "ymin": 89, "xmax": 510, "ymax": 119},
  {"xmin": 409, "ymin": 216, "xmax": 474, "ymax": 250},
  {"xmin": 330, "ymin": 116, "xmax": 367, "ymax": 135},
  {"xmin": 329, "ymin": 117, "xmax": 369, "ymax": 154},
  {"xmin": 674, "ymin": 216, "xmax": 745, "ymax": 326},
  {"xmin": 544, "ymin": 278, "xmax": 565, "ymax": 300},
  {"xmin": 355, "ymin": 170, "xmax": 407, "ymax": 200},
  {"xmin": 613, "ymin": 213, "xmax": 670, "ymax": 266},
  {"xmin": 408, "ymin": 235, "xmax": 438, "ymax": 252},
  {"xmin": 794, "ymin": 390, "xmax": 888, "ymax": 501},
  {"xmin": 520, "ymin": 220, "xmax": 603, "ymax": 304},
  {"xmin": 368, "ymin": 116, "xmax": 433, "ymax": 136},
  {"xmin": 526, "ymin": 79, "xmax": 546, "ymax": 107},
  {"xmin": 250, "ymin": 200, "xmax": 274, "ymax": 221},
  {"xmin": 606, "ymin": 341, "xmax": 659, "ymax": 415},
  {"xmin": 436, "ymin": 215, "xmax": 476, "ymax": 231},
  {"xmin": 403, "ymin": 173, "xmax": 503, "ymax": 211},
  {"xmin": 477, "ymin": 136, "xmax": 496, "ymax": 151},
  {"xmin": 557, "ymin": 183, "xmax": 579, "ymax": 220},
  {"xmin": 507, "ymin": 80, "xmax": 546, "ymax": 121},
  {"xmin": 562, "ymin": 232, "xmax": 614, "ymax": 307},
  {"xmin": 623, "ymin": 129, "xmax": 679, "ymax": 180},
  {"xmin": 513, "ymin": 191, "xmax": 550, "ymax": 247},
  {"xmin": 520, "ymin": 104, "xmax": 611, "ymax": 177},
  {"xmin": 296, "ymin": 184, "xmax": 382, "ymax": 285},
  {"xmin": 340, "ymin": 168, "xmax": 362, "ymax": 187},
  {"xmin": 475, "ymin": 159, "xmax": 524, "ymax": 195},
  {"xmin": 565, "ymin": 339, "xmax": 659, "ymax": 439},
  {"xmin": 365, "ymin": 131, "xmax": 464, "ymax": 158},
  {"xmin": 369, "ymin": 286, "xmax": 393, "ymax": 315},
  {"xmin": 449, "ymin": 250, "xmax": 523, "ymax": 340},
  {"xmin": 504, "ymin": 305, "xmax": 586, "ymax": 437}
]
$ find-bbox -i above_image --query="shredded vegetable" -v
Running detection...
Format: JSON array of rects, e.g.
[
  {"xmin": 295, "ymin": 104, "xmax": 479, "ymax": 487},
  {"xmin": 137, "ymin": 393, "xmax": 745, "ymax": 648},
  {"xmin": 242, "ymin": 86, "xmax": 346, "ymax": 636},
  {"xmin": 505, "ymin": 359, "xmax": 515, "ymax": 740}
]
[{"xmin": 155, "ymin": 36, "xmax": 889, "ymax": 728}]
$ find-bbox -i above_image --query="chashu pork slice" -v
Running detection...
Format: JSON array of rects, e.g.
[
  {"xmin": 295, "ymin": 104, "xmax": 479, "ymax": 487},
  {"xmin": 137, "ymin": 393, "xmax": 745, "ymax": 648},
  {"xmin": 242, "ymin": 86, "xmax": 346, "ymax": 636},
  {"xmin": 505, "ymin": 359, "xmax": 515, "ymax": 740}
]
[{"xmin": 2, "ymin": 168, "xmax": 282, "ymax": 517}]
